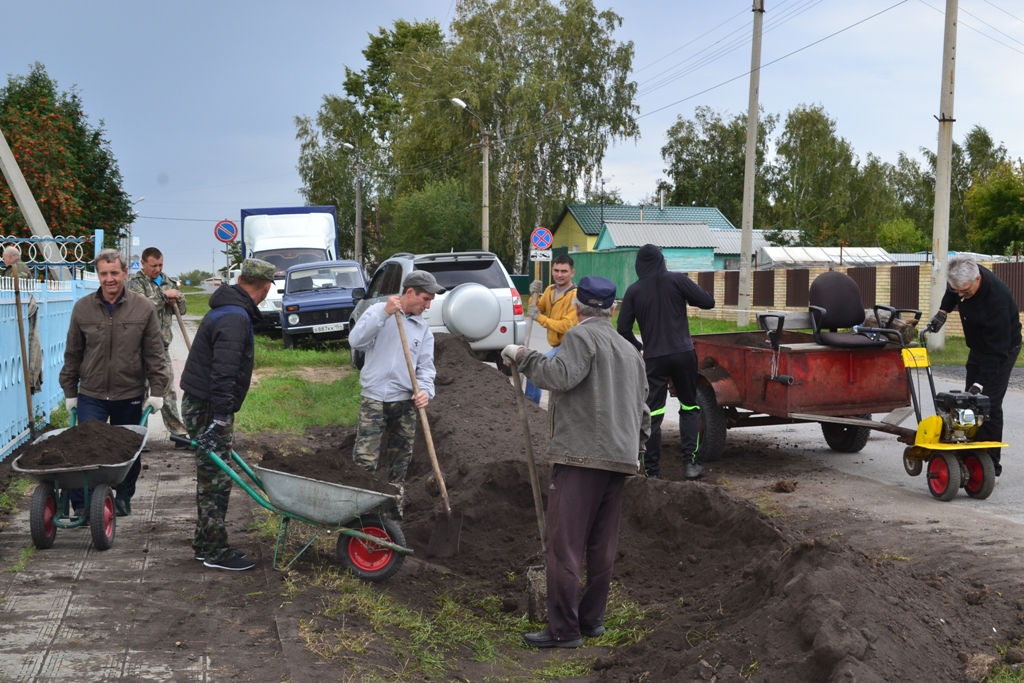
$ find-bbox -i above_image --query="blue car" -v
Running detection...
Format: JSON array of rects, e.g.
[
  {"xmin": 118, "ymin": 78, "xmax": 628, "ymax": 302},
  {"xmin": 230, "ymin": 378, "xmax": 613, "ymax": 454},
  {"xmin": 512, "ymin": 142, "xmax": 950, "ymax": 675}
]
[{"xmin": 279, "ymin": 260, "xmax": 366, "ymax": 349}]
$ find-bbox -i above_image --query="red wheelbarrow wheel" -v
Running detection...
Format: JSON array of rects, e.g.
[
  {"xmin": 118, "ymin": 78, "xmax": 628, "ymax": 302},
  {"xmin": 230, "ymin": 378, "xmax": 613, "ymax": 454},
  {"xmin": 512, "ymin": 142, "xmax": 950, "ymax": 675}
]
[
  {"xmin": 89, "ymin": 484, "xmax": 116, "ymax": 550},
  {"xmin": 30, "ymin": 484, "xmax": 58, "ymax": 550},
  {"xmin": 963, "ymin": 451, "xmax": 996, "ymax": 500},
  {"xmin": 926, "ymin": 452, "xmax": 960, "ymax": 501},
  {"xmin": 338, "ymin": 515, "xmax": 406, "ymax": 583}
]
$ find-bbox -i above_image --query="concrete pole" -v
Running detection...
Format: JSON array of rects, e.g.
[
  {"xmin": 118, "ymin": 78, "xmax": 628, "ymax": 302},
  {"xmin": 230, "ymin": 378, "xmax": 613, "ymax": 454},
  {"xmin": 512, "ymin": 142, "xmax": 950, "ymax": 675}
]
[
  {"xmin": 0, "ymin": 128, "xmax": 59, "ymax": 267},
  {"xmin": 354, "ymin": 158, "xmax": 363, "ymax": 266},
  {"xmin": 737, "ymin": 0, "xmax": 765, "ymax": 327},
  {"xmin": 481, "ymin": 130, "xmax": 490, "ymax": 252},
  {"xmin": 928, "ymin": 0, "xmax": 958, "ymax": 351}
]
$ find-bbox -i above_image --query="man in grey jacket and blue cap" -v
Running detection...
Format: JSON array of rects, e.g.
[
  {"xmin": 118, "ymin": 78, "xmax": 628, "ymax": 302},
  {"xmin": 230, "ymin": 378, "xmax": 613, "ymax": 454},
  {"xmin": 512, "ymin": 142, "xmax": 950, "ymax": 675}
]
[
  {"xmin": 503, "ymin": 275, "xmax": 650, "ymax": 649},
  {"xmin": 349, "ymin": 271, "xmax": 444, "ymax": 494}
]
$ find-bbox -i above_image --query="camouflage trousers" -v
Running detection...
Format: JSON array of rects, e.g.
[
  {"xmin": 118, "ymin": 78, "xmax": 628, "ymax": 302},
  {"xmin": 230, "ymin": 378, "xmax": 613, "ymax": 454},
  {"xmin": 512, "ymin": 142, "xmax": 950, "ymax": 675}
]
[
  {"xmin": 162, "ymin": 346, "xmax": 187, "ymax": 437},
  {"xmin": 181, "ymin": 392, "xmax": 236, "ymax": 564},
  {"xmin": 352, "ymin": 398, "xmax": 417, "ymax": 485}
]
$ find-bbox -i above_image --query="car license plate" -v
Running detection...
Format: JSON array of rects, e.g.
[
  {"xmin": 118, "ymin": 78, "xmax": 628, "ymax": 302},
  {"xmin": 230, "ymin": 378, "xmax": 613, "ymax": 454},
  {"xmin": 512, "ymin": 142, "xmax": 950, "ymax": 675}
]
[{"xmin": 313, "ymin": 322, "xmax": 345, "ymax": 334}]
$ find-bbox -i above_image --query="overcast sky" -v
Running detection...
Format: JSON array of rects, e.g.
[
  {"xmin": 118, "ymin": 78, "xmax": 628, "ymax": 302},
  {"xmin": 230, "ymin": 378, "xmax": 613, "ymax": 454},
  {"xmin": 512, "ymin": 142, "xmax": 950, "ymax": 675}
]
[{"xmin": 5, "ymin": 0, "xmax": 1024, "ymax": 275}]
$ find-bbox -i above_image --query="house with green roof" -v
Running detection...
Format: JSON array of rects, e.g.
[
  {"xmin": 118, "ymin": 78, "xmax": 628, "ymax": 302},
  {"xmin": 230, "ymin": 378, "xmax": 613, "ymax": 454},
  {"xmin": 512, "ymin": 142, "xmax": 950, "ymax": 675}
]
[{"xmin": 551, "ymin": 203, "xmax": 739, "ymax": 253}]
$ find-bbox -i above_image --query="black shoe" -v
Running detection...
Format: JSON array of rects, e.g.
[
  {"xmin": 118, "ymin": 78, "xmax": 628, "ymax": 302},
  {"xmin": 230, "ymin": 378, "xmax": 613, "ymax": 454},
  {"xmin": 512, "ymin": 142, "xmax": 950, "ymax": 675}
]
[
  {"xmin": 195, "ymin": 550, "xmax": 246, "ymax": 562},
  {"xmin": 523, "ymin": 629, "xmax": 582, "ymax": 649},
  {"xmin": 683, "ymin": 462, "xmax": 705, "ymax": 480},
  {"xmin": 581, "ymin": 624, "xmax": 606, "ymax": 638},
  {"xmin": 203, "ymin": 554, "xmax": 256, "ymax": 571},
  {"xmin": 115, "ymin": 499, "xmax": 131, "ymax": 517}
]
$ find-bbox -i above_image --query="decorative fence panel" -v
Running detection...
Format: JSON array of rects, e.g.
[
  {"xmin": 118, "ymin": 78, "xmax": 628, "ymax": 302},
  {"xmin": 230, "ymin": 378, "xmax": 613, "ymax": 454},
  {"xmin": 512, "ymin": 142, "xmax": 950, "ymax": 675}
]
[
  {"xmin": 724, "ymin": 271, "xmax": 739, "ymax": 306},
  {"xmin": 752, "ymin": 270, "xmax": 775, "ymax": 307},
  {"xmin": 993, "ymin": 262, "xmax": 1024, "ymax": 312},
  {"xmin": 786, "ymin": 269, "xmax": 809, "ymax": 308},
  {"xmin": 697, "ymin": 271, "xmax": 715, "ymax": 296},
  {"xmin": 889, "ymin": 265, "xmax": 920, "ymax": 311},
  {"xmin": 847, "ymin": 267, "xmax": 877, "ymax": 308}
]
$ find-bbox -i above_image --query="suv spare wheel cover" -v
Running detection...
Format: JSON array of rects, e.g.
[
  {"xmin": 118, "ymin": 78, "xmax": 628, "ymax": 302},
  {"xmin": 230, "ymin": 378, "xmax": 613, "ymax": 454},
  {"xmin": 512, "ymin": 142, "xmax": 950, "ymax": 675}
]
[{"xmin": 441, "ymin": 283, "xmax": 501, "ymax": 341}]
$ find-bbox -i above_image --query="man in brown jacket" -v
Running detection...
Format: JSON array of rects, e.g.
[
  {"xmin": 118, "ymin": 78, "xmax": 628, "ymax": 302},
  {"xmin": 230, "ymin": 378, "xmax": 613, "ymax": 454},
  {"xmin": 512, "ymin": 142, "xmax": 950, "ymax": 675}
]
[{"xmin": 60, "ymin": 249, "xmax": 167, "ymax": 516}]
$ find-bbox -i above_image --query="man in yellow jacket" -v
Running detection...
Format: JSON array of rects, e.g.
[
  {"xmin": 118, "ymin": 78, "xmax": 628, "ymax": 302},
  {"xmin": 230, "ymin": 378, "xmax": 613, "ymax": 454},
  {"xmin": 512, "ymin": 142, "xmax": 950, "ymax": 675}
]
[{"xmin": 525, "ymin": 254, "xmax": 579, "ymax": 404}]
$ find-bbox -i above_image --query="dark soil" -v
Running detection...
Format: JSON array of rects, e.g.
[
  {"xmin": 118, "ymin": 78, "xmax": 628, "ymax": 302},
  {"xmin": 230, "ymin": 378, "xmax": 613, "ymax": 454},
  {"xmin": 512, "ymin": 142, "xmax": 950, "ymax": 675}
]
[
  {"xmin": 253, "ymin": 429, "xmax": 398, "ymax": 495},
  {"xmin": 16, "ymin": 420, "xmax": 144, "ymax": 470}
]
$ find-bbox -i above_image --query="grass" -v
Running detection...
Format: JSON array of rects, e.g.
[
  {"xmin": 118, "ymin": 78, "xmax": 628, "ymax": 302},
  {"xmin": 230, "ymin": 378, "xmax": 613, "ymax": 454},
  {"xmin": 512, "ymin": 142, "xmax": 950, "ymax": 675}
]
[
  {"xmin": 237, "ymin": 375, "xmax": 361, "ymax": 433},
  {"xmin": 183, "ymin": 292, "xmax": 211, "ymax": 317},
  {"xmin": 0, "ymin": 479, "xmax": 33, "ymax": 517},
  {"xmin": 5, "ymin": 546, "xmax": 35, "ymax": 573},
  {"xmin": 254, "ymin": 335, "xmax": 351, "ymax": 368}
]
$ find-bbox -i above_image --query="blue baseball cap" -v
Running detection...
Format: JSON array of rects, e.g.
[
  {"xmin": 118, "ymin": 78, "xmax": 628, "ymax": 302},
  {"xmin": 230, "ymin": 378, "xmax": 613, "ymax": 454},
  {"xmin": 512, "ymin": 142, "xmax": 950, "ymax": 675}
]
[{"xmin": 576, "ymin": 276, "xmax": 616, "ymax": 309}]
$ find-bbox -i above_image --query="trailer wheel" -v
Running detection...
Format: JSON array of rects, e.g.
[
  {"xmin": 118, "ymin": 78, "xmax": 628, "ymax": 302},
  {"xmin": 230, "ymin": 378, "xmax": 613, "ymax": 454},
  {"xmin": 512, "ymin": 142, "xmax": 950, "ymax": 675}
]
[
  {"xmin": 695, "ymin": 385, "xmax": 727, "ymax": 462},
  {"xmin": 30, "ymin": 484, "xmax": 58, "ymax": 550},
  {"xmin": 903, "ymin": 448, "xmax": 923, "ymax": 477},
  {"xmin": 338, "ymin": 515, "xmax": 406, "ymax": 583},
  {"xmin": 821, "ymin": 415, "xmax": 871, "ymax": 453},
  {"xmin": 926, "ymin": 452, "xmax": 960, "ymax": 501},
  {"xmin": 963, "ymin": 451, "xmax": 995, "ymax": 500},
  {"xmin": 89, "ymin": 484, "xmax": 116, "ymax": 550}
]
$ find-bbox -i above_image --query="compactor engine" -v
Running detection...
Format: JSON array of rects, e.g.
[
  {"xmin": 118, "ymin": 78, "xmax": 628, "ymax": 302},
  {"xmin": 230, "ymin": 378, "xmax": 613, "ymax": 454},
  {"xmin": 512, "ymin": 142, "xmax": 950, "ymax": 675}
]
[{"xmin": 933, "ymin": 391, "xmax": 990, "ymax": 443}]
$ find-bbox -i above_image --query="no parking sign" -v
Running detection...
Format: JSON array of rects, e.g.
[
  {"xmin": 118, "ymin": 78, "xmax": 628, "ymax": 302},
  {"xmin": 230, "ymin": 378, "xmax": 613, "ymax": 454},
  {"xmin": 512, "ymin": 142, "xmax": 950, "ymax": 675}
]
[{"xmin": 214, "ymin": 220, "xmax": 238, "ymax": 243}]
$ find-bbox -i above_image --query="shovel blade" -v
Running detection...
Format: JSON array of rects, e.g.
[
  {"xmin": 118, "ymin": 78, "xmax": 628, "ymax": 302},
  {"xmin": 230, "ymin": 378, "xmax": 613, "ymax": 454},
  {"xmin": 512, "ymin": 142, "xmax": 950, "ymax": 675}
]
[
  {"xmin": 426, "ymin": 510, "xmax": 463, "ymax": 558},
  {"xmin": 527, "ymin": 564, "xmax": 547, "ymax": 623}
]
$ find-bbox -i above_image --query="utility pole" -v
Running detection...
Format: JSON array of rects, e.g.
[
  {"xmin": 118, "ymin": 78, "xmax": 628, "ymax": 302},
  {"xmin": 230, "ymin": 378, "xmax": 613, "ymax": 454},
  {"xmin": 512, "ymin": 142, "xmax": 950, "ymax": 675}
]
[
  {"xmin": 928, "ymin": 0, "xmax": 959, "ymax": 351},
  {"xmin": 354, "ymin": 157, "xmax": 363, "ymax": 267},
  {"xmin": 737, "ymin": 0, "xmax": 765, "ymax": 327},
  {"xmin": 481, "ymin": 130, "xmax": 490, "ymax": 252}
]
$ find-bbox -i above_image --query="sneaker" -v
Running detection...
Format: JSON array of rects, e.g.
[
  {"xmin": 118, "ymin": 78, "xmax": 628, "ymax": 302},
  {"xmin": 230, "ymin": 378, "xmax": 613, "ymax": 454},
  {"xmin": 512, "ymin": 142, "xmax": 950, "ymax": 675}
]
[
  {"xmin": 195, "ymin": 550, "xmax": 246, "ymax": 562},
  {"xmin": 581, "ymin": 624, "xmax": 606, "ymax": 638},
  {"xmin": 115, "ymin": 499, "xmax": 131, "ymax": 517},
  {"xmin": 523, "ymin": 628, "xmax": 582, "ymax": 649},
  {"xmin": 203, "ymin": 554, "xmax": 256, "ymax": 571},
  {"xmin": 683, "ymin": 462, "xmax": 705, "ymax": 480}
]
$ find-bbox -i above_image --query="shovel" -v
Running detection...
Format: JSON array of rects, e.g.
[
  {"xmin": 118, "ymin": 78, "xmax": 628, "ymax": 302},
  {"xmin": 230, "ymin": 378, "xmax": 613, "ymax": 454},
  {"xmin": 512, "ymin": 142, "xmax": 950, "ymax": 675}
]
[
  {"xmin": 394, "ymin": 311, "xmax": 462, "ymax": 557},
  {"xmin": 172, "ymin": 300, "xmax": 192, "ymax": 351},
  {"xmin": 13, "ymin": 269, "xmax": 35, "ymax": 440},
  {"xmin": 510, "ymin": 360, "xmax": 548, "ymax": 622}
]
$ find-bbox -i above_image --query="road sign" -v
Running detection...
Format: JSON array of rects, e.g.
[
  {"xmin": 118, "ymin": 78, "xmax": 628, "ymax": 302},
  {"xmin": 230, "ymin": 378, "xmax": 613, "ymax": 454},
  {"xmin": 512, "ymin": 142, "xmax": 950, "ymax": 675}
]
[
  {"xmin": 130, "ymin": 260, "xmax": 141, "ymax": 272},
  {"xmin": 530, "ymin": 227, "xmax": 553, "ymax": 250},
  {"xmin": 530, "ymin": 249, "xmax": 552, "ymax": 262},
  {"xmin": 215, "ymin": 219, "xmax": 239, "ymax": 243}
]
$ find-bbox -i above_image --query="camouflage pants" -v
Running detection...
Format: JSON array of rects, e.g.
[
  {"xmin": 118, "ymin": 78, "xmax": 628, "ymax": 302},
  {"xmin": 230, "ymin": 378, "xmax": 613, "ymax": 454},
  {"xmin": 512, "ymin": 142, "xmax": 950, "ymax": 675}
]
[
  {"xmin": 181, "ymin": 392, "xmax": 236, "ymax": 563},
  {"xmin": 162, "ymin": 346, "xmax": 187, "ymax": 437},
  {"xmin": 352, "ymin": 398, "xmax": 417, "ymax": 484}
]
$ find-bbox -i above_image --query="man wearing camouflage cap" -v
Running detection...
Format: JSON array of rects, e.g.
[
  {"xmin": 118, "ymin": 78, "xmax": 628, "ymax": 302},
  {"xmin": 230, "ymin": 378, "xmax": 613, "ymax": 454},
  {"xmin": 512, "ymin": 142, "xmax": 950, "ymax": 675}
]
[
  {"xmin": 179, "ymin": 258, "xmax": 275, "ymax": 571},
  {"xmin": 127, "ymin": 246, "xmax": 189, "ymax": 446}
]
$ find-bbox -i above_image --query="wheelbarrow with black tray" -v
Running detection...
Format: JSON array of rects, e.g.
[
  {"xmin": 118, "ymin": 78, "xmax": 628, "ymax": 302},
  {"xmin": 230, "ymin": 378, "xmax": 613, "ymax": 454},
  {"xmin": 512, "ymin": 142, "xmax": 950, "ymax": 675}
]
[
  {"xmin": 170, "ymin": 435, "xmax": 413, "ymax": 582},
  {"xmin": 13, "ymin": 407, "xmax": 153, "ymax": 551}
]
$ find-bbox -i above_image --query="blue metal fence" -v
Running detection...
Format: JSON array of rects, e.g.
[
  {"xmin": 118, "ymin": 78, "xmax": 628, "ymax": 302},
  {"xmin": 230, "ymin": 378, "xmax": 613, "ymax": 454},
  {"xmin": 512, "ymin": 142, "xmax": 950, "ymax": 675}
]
[{"xmin": 0, "ymin": 273, "xmax": 98, "ymax": 462}]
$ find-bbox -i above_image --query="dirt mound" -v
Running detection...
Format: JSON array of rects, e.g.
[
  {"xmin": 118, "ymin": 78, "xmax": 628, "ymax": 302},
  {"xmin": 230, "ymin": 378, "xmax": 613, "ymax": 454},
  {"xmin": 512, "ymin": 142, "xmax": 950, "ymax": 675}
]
[
  {"xmin": 16, "ymin": 420, "xmax": 144, "ymax": 469},
  {"xmin": 255, "ymin": 429, "xmax": 398, "ymax": 495}
]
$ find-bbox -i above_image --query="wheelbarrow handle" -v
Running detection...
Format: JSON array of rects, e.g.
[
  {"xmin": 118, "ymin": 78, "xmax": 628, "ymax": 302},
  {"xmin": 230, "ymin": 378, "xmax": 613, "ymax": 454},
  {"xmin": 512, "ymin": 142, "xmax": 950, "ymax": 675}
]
[{"xmin": 169, "ymin": 434, "xmax": 193, "ymax": 447}]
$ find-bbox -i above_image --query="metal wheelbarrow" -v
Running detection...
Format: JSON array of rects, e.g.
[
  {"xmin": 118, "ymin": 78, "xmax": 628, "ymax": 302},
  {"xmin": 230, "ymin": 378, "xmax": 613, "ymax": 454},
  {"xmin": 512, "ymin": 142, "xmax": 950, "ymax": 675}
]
[
  {"xmin": 170, "ymin": 435, "xmax": 412, "ymax": 582},
  {"xmin": 13, "ymin": 407, "xmax": 152, "ymax": 551}
]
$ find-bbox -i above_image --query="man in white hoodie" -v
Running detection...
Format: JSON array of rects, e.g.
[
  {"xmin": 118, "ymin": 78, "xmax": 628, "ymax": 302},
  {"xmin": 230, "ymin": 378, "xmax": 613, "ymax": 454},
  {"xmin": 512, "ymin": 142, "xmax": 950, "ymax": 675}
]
[{"xmin": 349, "ymin": 271, "xmax": 443, "ymax": 488}]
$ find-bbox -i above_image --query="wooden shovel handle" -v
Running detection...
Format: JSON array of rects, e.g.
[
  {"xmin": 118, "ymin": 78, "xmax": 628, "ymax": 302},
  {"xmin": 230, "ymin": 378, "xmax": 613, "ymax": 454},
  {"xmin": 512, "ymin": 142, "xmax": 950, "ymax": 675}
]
[
  {"xmin": 510, "ymin": 361, "xmax": 546, "ymax": 556},
  {"xmin": 12, "ymin": 272, "xmax": 35, "ymax": 438},
  {"xmin": 394, "ymin": 311, "xmax": 451, "ymax": 516},
  {"xmin": 172, "ymin": 300, "xmax": 192, "ymax": 351}
]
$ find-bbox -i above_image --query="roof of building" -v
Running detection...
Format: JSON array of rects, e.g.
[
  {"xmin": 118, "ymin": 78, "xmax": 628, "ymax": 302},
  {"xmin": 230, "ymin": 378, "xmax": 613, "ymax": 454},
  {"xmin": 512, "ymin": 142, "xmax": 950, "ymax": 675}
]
[
  {"xmin": 756, "ymin": 246, "xmax": 896, "ymax": 270},
  {"xmin": 556, "ymin": 204, "xmax": 738, "ymax": 235},
  {"xmin": 598, "ymin": 221, "xmax": 717, "ymax": 249}
]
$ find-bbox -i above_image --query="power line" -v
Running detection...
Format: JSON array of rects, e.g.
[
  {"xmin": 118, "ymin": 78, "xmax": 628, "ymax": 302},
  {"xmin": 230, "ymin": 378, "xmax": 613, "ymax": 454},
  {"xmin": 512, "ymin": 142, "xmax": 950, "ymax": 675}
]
[
  {"xmin": 632, "ymin": 6, "xmax": 749, "ymax": 76},
  {"xmin": 918, "ymin": 0, "xmax": 1024, "ymax": 57},
  {"xmin": 639, "ymin": 0, "xmax": 910, "ymax": 120},
  {"xmin": 982, "ymin": 0, "xmax": 1024, "ymax": 25}
]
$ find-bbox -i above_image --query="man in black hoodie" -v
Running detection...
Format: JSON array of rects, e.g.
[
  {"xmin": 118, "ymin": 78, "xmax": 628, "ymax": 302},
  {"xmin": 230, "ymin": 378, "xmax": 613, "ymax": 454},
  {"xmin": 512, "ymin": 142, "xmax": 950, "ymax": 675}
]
[
  {"xmin": 179, "ymin": 258, "xmax": 275, "ymax": 571},
  {"xmin": 617, "ymin": 244, "xmax": 716, "ymax": 479},
  {"xmin": 928, "ymin": 254, "xmax": 1021, "ymax": 477}
]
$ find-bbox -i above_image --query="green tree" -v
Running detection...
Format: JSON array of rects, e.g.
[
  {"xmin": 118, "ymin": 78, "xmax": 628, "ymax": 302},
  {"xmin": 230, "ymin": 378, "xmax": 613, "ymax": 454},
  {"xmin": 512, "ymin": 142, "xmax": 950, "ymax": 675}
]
[
  {"xmin": 387, "ymin": 178, "xmax": 478, "ymax": 255},
  {"xmin": 964, "ymin": 160, "xmax": 1024, "ymax": 254},
  {"xmin": 391, "ymin": 0, "xmax": 639, "ymax": 270},
  {"xmin": 890, "ymin": 151, "xmax": 934, "ymax": 239},
  {"xmin": 0, "ymin": 63, "xmax": 132, "ymax": 242},
  {"xmin": 877, "ymin": 217, "xmax": 928, "ymax": 253},
  {"xmin": 769, "ymin": 104, "xmax": 856, "ymax": 245},
  {"xmin": 179, "ymin": 269, "xmax": 213, "ymax": 285},
  {"xmin": 843, "ymin": 153, "xmax": 903, "ymax": 246},
  {"xmin": 659, "ymin": 106, "xmax": 776, "ymax": 228}
]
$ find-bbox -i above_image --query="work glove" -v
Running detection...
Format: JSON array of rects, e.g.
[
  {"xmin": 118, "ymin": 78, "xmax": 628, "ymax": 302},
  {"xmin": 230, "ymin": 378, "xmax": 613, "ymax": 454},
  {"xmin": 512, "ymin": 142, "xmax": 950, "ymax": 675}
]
[
  {"xmin": 196, "ymin": 420, "xmax": 229, "ymax": 454},
  {"xmin": 927, "ymin": 310, "xmax": 947, "ymax": 333},
  {"xmin": 528, "ymin": 303, "xmax": 541, "ymax": 320},
  {"xmin": 65, "ymin": 396, "xmax": 78, "ymax": 412},
  {"xmin": 529, "ymin": 279, "xmax": 543, "ymax": 295},
  {"xmin": 501, "ymin": 344, "xmax": 525, "ymax": 367},
  {"xmin": 968, "ymin": 383, "xmax": 983, "ymax": 395},
  {"xmin": 144, "ymin": 396, "xmax": 164, "ymax": 413}
]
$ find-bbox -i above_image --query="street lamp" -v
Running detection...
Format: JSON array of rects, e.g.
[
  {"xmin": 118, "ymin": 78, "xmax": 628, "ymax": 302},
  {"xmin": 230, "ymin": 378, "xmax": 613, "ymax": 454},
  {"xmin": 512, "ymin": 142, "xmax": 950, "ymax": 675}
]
[
  {"xmin": 341, "ymin": 143, "xmax": 363, "ymax": 267},
  {"xmin": 126, "ymin": 197, "xmax": 145, "ymax": 266},
  {"xmin": 451, "ymin": 97, "xmax": 490, "ymax": 252}
]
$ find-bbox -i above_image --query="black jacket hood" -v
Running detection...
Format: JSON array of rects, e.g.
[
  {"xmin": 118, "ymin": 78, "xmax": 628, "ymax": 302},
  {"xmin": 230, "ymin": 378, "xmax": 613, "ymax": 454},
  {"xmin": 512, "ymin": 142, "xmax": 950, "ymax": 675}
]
[
  {"xmin": 209, "ymin": 283, "xmax": 261, "ymax": 321},
  {"xmin": 635, "ymin": 244, "xmax": 667, "ymax": 279}
]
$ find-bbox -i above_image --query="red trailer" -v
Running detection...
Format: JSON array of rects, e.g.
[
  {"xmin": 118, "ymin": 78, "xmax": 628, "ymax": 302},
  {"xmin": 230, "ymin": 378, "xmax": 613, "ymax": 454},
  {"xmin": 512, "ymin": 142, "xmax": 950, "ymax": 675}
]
[{"xmin": 692, "ymin": 329, "xmax": 914, "ymax": 461}]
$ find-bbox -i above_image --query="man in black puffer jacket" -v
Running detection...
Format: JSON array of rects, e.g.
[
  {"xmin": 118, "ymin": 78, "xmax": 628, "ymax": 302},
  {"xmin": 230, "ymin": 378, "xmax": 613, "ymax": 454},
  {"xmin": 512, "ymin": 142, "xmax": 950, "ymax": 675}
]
[
  {"xmin": 179, "ymin": 258, "xmax": 275, "ymax": 571},
  {"xmin": 617, "ymin": 244, "xmax": 715, "ymax": 480}
]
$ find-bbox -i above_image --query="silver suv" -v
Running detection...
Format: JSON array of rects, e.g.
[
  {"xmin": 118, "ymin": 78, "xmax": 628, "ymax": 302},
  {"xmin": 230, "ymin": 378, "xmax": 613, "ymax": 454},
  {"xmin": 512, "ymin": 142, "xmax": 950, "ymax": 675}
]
[{"xmin": 350, "ymin": 251, "xmax": 526, "ymax": 373}]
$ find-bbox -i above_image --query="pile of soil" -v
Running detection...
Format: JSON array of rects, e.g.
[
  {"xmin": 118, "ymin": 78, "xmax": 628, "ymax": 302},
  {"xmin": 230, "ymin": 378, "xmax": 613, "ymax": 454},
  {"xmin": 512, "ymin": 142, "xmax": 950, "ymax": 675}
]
[
  {"xmin": 255, "ymin": 430, "xmax": 398, "ymax": 495},
  {"xmin": 16, "ymin": 420, "xmax": 144, "ymax": 470}
]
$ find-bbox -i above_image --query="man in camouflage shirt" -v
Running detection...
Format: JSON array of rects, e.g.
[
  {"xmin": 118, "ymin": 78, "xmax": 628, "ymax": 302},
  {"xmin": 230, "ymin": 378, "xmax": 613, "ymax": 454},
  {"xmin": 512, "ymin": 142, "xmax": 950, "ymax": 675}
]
[{"xmin": 127, "ymin": 247, "xmax": 189, "ymax": 443}]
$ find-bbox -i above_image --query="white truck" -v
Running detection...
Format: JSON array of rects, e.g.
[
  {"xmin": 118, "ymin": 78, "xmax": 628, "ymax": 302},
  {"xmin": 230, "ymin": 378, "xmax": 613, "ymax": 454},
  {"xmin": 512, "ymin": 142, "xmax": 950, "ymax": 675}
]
[{"xmin": 240, "ymin": 206, "xmax": 338, "ymax": 328}]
